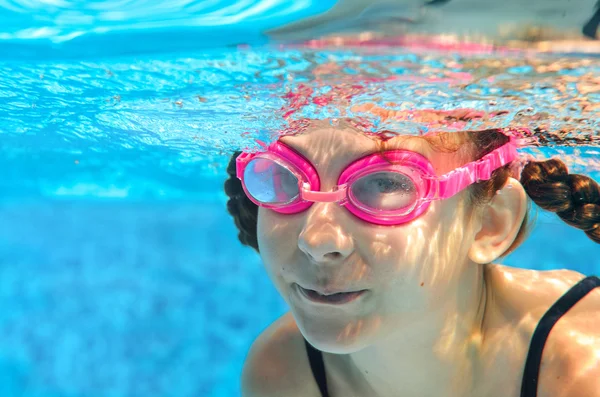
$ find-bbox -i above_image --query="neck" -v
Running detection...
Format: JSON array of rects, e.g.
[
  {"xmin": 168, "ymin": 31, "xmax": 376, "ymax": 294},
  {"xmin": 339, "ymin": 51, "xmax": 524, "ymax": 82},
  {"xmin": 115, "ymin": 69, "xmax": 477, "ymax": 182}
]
[{"xmin": 326, "ymin": 264, "xmax": 489, "ymax": 397}]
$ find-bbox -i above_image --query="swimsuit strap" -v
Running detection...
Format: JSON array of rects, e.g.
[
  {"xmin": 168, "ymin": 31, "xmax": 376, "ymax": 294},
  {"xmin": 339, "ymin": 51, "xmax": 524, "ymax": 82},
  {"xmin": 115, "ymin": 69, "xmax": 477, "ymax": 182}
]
[
  {"xmin": 520, "ymin": 275, "xmax": 600, "ymax": 397},
  {"xmin": 304, "ymin": 339, "xmax": 330, "ymax": 397}
]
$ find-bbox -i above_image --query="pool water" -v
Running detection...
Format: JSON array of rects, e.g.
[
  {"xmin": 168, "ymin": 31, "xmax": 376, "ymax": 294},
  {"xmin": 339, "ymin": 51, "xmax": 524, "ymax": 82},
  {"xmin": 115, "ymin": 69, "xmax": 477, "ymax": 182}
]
[{"xmin": 1, "ymin": 1, "xmax": 600, "ymax": 397}]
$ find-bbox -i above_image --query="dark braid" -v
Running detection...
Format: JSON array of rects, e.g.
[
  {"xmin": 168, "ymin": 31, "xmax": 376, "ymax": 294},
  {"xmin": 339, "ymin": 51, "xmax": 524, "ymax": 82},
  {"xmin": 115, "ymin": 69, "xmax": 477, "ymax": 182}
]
[
  {"xmin": 520, "ymin": 159, "xmax": 600, "ymax": 244},
  {"xmin": 224, "ymin": 151, "xmax": 259, "ymax": 252}
]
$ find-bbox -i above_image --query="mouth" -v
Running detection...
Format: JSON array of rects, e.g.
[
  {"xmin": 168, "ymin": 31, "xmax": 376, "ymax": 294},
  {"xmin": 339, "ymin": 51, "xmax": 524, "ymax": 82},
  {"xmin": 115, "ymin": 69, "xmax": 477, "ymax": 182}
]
[{"xmin": 295, "ymin": 284, "xmax": 367, "ymax": 305}]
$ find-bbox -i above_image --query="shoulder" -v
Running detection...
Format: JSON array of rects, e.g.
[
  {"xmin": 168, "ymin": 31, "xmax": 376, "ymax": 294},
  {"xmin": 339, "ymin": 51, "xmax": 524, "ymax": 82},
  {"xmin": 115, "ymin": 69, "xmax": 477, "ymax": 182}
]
[
  {"xmin": 487, "ymin": 265, "xmax": 600, "ymax": 397},
  {"xmin": 241, "ymin": 312, "xmax": 322, "ymax": 397},
  {"xmin": 536, "ymin": 301, "xmax": 600, "ymax": 397},
  {"xmin": 486, "ymin": 264, "xmax": 600, "ymax": 317},
  {"xmin": 535, "ymin": 273, "xmax": 600, "ymax": 397}
]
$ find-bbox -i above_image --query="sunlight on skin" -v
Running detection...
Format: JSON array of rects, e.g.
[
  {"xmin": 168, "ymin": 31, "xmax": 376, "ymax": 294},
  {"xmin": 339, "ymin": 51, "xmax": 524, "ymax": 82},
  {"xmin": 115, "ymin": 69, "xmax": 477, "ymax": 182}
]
[
  {"xmin": 257, "ymin": 119, "xmax": 493, "ymax": 395},
  {"xmin": 470, "ymin": 310, "xmax": 539, "ymax": 396},
  {"xmin": 251, "ymin": 118, "xmax": 600, "ymax": 397},
  {"xmin": 472, "ymin": 269, "xmax": 600, "ymax": 396},
  {"xmin": 538, "ymin": 313, "xmax": 600, "ymax": 396}
]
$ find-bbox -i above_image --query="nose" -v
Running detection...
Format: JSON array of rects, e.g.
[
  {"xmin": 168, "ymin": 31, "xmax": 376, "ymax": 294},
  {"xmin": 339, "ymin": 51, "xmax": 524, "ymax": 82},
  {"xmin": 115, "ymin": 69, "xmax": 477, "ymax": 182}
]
[{"xmin": 297, "ymin": 202, "xmax": 354, "ymax": 265}]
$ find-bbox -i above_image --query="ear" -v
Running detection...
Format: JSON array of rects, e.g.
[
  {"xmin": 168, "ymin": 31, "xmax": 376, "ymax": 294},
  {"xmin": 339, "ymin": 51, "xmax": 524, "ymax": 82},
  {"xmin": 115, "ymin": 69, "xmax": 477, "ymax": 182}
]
[{"xmin": 468, "ymin": 177, "xmax": 528, "ymax": 264}]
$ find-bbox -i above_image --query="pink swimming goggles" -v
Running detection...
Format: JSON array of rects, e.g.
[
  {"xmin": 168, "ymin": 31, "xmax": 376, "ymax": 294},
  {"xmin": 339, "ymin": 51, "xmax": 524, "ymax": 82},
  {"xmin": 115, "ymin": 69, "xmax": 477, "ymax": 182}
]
[{"xmin": 236, "ymin": 130, "xmax": 522, "ymax": 226}]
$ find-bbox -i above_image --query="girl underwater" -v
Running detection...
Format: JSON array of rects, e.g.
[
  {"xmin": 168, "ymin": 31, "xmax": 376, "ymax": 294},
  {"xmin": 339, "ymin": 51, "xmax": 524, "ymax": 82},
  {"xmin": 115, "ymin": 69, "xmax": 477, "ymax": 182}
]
[{"xmin": 224, "ymin": 115, "xmax": 600, "ymax": 397}]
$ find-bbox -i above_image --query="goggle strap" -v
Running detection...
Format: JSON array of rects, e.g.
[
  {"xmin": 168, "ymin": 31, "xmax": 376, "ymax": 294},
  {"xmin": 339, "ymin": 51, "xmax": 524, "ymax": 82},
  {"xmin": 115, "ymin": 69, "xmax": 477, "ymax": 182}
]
[
  {"xmin": 436, "ymin": 141, "xmax": 518, "ymax": 198},
  {"xmin": 235, "ymin": 140, "xmax": 270, "ymax": 179},
  {"xmin": 236, "ymin": 152, "xmax": 254, "ymax": 179}
]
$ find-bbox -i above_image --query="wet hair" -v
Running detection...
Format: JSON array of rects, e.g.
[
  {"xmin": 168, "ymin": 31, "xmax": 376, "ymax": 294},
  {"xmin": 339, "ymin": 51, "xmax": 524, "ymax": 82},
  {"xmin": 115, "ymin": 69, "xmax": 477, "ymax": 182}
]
[
  {"xmin": 224, "ymin": 128, "xmax": 600, "ymax": 254},
  {"xmin": 224, "ymin": 155, "xmax": 260, "ymax": 250}
]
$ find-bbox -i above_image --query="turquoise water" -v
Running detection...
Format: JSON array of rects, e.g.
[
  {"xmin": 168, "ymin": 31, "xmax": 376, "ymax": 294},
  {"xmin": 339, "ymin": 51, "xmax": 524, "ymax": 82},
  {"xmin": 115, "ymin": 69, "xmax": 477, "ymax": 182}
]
[{"xmin": 1, "ymin": 1, "xmax": 600, "ymax": 397}]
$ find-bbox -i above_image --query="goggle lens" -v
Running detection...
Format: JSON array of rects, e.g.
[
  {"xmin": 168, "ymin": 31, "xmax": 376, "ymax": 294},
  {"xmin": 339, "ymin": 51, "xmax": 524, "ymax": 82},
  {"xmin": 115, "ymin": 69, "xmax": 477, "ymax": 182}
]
[
  {"xmin": 244, "ymin": 158, "xmax": 300, "ymax": 205},
  {"xmin": 244, "ymin": 158, "xmax": 421, "ymax": 213},
  {"xmin": 349, "ymin": 171, "xmax": 418, "ymax": 213}
]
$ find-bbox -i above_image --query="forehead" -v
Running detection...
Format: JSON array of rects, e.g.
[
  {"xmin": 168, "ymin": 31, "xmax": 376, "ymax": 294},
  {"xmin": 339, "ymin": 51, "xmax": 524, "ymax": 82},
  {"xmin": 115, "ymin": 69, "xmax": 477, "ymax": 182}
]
[
  {"xmin": 279, "ymin": 126, "xmax": 464, "ymax": 174},
  {"xmin": 280, "ymin": 127, "xmax": 428, "ymax": 160}
]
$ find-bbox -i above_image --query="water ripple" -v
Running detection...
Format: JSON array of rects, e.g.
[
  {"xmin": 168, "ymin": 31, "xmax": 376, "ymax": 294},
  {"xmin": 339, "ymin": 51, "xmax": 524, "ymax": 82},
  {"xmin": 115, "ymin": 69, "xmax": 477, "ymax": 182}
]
[
  {"xmin": 0, "ymin": 0, "xmax": 331, "ymax": 43},
  {"xmin": 1, "ymin": 46, "xmax": 599, "ymax": 200}
]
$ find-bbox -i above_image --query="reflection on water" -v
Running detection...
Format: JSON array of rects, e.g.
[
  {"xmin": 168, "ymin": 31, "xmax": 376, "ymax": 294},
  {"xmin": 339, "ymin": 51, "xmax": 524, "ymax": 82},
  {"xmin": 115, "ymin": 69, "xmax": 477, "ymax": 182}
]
[
  {"xmin": 268, "ymin": 0, "xmax": 600, "ymax": 44},
  {"xmin": 0, "ymin": 0, "xmax": 334, "ymax": 42},
  {"xmin": 1, "ymin": 42, "xmax": 599, "ymax": 200}
]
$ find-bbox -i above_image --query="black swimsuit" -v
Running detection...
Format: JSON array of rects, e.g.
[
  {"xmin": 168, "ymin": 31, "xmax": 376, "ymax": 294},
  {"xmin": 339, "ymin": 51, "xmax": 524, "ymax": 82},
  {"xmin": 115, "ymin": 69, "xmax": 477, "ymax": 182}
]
[{"xmin": 304, "ymin": 275, "xmax": 600, "ymax": 397}]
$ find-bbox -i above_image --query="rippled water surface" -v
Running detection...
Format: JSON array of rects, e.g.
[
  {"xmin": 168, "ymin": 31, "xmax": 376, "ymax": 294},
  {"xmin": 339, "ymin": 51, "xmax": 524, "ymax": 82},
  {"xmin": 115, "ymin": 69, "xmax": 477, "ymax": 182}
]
[{"xmin": 2, "ymin": 44, "xmax": 600, "ymax": 200}]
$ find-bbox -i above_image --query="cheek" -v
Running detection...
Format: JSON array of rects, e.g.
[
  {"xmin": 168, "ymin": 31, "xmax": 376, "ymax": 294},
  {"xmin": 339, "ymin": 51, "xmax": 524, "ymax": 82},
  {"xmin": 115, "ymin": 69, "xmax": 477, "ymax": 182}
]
[
  {"xmin": 437, "ymin": 193, "xmax": 479, "ymax": 246},
  {"xmin": 370, "ymin": 195, "xmax": 474, "ymax": 281},
  {"xmin": 415, "ymin": 194, "xmax": 476, "ymax": 271},
  {"xmin": 257, "ymin": 208, "xmax": 299, "ymax": 269}
]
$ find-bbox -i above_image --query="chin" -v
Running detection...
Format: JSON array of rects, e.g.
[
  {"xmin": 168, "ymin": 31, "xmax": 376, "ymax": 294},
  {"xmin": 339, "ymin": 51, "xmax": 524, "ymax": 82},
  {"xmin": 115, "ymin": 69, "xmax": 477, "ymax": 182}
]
[
  {"xmin": 291, "ymin": 308, "xmax": 376, "ymax": 354},
  {"xmin": 303, "ymin": 330, "xmax": 373, "ymax": 354}
]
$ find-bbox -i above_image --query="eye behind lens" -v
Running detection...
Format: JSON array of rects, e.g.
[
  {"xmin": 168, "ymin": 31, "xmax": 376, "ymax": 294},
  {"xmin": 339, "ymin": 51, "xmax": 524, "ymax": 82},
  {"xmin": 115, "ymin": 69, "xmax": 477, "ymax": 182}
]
[{"xmin": 350, "ymin": 171, "xmax": 418, "ymax": 212}]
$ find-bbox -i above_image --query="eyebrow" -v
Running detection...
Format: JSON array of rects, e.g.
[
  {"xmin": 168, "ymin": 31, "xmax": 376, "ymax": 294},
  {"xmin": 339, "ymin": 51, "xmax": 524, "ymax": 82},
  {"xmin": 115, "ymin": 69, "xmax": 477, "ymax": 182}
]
[
  {"xmin": 282, "ymin": 136, "xmax": 432, "ymax": 167},
  {"xmin": 371, "ymin": 135, "xmax": 431, "ymax": 157}
]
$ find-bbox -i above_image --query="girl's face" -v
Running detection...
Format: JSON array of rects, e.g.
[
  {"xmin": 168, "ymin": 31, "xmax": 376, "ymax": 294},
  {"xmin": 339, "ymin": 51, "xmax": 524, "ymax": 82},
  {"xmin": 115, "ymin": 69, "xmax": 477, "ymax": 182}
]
[{"xmin": 257, "ymin": 125, "xmax": 483, "ymax": 353}]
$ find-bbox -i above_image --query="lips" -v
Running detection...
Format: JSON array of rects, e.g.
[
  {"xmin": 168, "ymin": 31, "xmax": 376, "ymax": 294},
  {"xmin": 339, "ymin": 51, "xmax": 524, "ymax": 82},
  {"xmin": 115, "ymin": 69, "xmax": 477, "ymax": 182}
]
[{"xmin": 295, "ymin": 284, "xmax": 367, "ymax": 305}]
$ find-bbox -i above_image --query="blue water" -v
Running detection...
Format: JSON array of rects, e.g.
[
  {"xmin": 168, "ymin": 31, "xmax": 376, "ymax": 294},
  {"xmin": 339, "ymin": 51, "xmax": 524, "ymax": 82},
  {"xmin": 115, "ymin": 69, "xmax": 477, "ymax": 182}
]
[
  {"xmin": 0, "ymin": 0, "xmax": 337, "ymax": 59},
  {"xmin": 1, "ymin": 1, "xmax": 600, "ymax": 397}
]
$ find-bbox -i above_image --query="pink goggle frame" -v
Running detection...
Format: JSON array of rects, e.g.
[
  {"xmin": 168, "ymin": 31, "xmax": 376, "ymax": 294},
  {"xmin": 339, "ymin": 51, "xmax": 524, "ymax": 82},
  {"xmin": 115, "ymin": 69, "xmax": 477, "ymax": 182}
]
[{"xmin": 236, "ymin": 130, "xmax": 522, "ymax": 226}]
